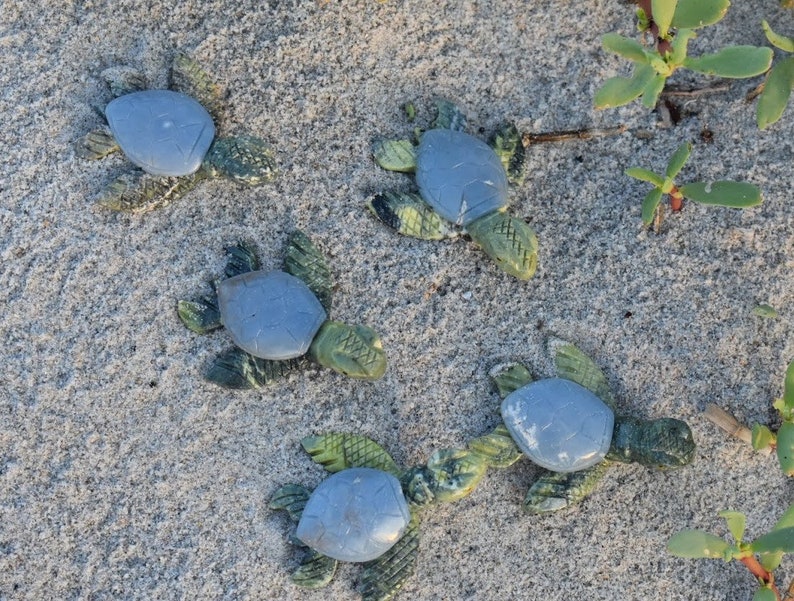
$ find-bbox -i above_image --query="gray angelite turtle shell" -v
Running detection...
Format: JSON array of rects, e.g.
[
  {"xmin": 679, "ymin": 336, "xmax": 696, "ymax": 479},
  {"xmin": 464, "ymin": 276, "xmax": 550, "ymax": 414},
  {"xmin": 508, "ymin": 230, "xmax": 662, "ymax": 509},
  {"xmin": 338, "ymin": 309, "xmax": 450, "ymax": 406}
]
[
  {"xmin": 296, "ymin": 467, "xmax": 412, "ymax": 563},
  {"xmin": 217, "ymin": 270, "xmax": 327, "ymax": 361},
  {"xmin": 501, "ymin": 377, "xmax": 615, "ymax": 473},
  {"xmin": 105, "ymin": 89, "xmax": 216, "ymax": 177},
  {"xmin": 415, "ymin": 129, "xmax": 508, "ymax": 226}
]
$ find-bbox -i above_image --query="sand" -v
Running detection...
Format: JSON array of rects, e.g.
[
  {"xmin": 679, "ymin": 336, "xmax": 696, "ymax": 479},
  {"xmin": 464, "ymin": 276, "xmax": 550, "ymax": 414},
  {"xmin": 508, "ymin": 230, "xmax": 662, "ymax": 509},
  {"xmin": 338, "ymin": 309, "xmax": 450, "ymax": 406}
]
[{"xmin": 1, "ymin": 1, "xmax": 793, "ymax": 599}]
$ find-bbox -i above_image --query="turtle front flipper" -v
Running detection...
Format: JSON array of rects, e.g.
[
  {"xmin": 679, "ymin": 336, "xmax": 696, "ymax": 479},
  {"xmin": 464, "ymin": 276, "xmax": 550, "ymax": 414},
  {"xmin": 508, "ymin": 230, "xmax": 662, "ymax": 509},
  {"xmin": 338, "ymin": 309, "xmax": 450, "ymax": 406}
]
[
  {"xmin": 490, "ymin": 122, "xmax": 526, "ymax": 185},
  {"xmin": 466, "ymin": 210, "xmax": 538, "ymax": 280},
  {"xmin": 170, "ymin": 52, "xmax": 225, "ymax": 124},
  {"xmin": 270, "ymin": 484, "xmax": 339, "ymax": 589},
  {"xmin": 207, "ymin": 347, "xmax": 306, "ymax": 389},
  {"xmin": 359, "ymin": 514, "xmax": 420, "ymax": 601},
  {"xmin": 309, "ymin": 321, "xmax": 387, "ymax": 381},
  {"xmin": 96, "ymin": 171, "xmax": 205, "ymax": 213},
  {"xmin": 368, "ymin": 191, "xmax": 456, "ymax": 240},
  {"xmin": 284, "ymin": 231, "xmax": 333, "ymax": 312},
  {"xmin": 301, "ymin": 433, "xmax": 401, "ymax": 476},
  {"xmin": 524, "ymin": 461, "xmax": 610, "ymax": 514},
  {"xmin": 223, "ymin": 242, "xmax": 259, "ymax": 277},
  {"xmin": 552, "ymin": 342, "xmax": 617, "ymax": 408},
  {"xmin": 372, "ymin": 139, "xmax": 417, "ymax": 173},
  {"xmin": 76, "ymin": 130, "xmax": 120, "ymax": 160},
  {"xmin": 101, "ymin": 66, "xmax": 148, "ymax": 97},
  {"xmin": 203, "ymin": 136, "xmax": 278, "ymax": 186},
  {"xmin": 178, "ymin": 294, "xmax": 222, "ymax": 334},
  {"xmin": 433, "ymin": 98, "xmax": 468, "ymax": 131}
]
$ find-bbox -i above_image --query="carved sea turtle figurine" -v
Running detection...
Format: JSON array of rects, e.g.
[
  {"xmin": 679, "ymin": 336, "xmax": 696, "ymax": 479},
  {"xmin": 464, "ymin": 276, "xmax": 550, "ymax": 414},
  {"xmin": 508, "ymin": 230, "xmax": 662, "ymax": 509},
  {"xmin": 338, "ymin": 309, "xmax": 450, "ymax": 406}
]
[
  {"xmin": 76, "ymin": 53, "xmax": 277, "ymax": 213},
  {"xmin": 271, "ymin": 433, "xmax": 491, "ymax": 601},
  {"xmin": 469, "ymin": 341, "xmax": 696, "ymax": 513},
  {"xmin": 369, "ymin": 99, "xmax": 538, "ymax": 280},
  {"xmin": 177, "ymin": 231, "xmax": 387, "ymax": 389}
]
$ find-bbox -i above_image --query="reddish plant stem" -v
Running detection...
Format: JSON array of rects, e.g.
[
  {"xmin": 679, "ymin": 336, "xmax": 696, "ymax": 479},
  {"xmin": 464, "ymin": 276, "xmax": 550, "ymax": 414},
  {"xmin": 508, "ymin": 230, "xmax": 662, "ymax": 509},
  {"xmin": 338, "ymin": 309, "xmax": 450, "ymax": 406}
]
[
  {"xmin": 739, "ymin": 555, "xmax": 781, "ymax": 600},
  {"xmin": 636, "ymin": 0, "xmax": 672, "ymax": 54},
  {"xmin": 669, "ymin": 187, "xmax": 683, "ymax": 212}
]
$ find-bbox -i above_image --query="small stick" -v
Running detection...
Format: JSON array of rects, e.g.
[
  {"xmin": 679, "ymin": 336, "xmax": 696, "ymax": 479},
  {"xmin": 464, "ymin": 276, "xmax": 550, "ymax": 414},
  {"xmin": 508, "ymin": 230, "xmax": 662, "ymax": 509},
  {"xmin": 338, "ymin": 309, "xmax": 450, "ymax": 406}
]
[
  {"xmin": 522, "ymin": 125, "xmax": 626, "ymax": 146},
  {"xmin": 660, "ymin": 83, "xmax": 732, "ymax": 98},
  {"xmin": 704, "ymin": 404, "xmax": 773, "ymax": 454}
]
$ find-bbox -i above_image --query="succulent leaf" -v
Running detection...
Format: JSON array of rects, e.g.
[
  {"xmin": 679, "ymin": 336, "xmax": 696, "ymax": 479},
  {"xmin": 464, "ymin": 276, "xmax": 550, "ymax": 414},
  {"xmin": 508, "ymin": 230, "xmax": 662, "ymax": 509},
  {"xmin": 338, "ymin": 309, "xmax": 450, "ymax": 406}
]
[
  {"xmin": 684, "ymin": 46, "xmax": 773, "ymax": 78},
  {"xmin": 671, "ymin": 0, "xmax": 729, "ymax": 29},
  {"xmin": 653, "ymin": 0, "xmax": 678, "ymax": 39},
  {"xmin": 783, "ymin": 360, "xmax": 794, "ymax": 411},
  {"xmin": 762, "ymin": 20, "xmax": 794, "ymax": 52},
  {"xmin": 626, "ymin": 167, "xmax": 665, "ymax": 187},
  {"xmin": 665, "ymin": 142, "xmax": 691, "ymax": 179},
  {"xmin": 641, "ymin": 187, "xmax": 664, "ymax": 226},
  {"xmin": 748, "ymin": 527, "xmax": 794, "ymax": 554},
  {"xmin": 776, "ymin": 422, "xmax": 794, "ymax": 476},
  {"xmin": 718, "ymin": 510, "xmax": 747, "ymax": 543},
  {"xmin": 601, "ymin": 33, "xmax": 651, "ymax": 63},
  {"xmin": 678, "ymin": 181, "xmax": 763, "ymax": 208},
  {"xmin": 669, "ymin": 29, "xmax": 697, "ymax": 65},
  {"xmin": 752, "ymin": 304, "xmax": 780, "ymax": 319},
  {"xmin": 751, "ymin": 424, "xmax": 776, "ymax": 451},
  {"xmin": 642, "ymin": 73, "xmax": 667, "ymax": 108},
  {"xmin": 301, "ymin": 433, "xmax": 401, "ymax": 476},
  {"xmin": 667, "ymin": 530, "xmax": 732, "ymax": 559},
  {"xmin": 757, "ymin": 58, "xmax": 794, "ymax": 129},
  {"xmin": 595, "ymin": 64, "xmax": 657, "ymax": 109}
]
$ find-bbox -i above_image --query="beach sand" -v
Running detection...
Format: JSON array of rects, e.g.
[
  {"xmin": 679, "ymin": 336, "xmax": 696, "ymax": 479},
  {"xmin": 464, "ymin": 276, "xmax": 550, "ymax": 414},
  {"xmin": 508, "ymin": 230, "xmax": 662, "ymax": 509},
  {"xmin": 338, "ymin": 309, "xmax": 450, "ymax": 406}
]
[{"xmin": 1, "ymin": 1, "xmax": 793, "ymax": 599}]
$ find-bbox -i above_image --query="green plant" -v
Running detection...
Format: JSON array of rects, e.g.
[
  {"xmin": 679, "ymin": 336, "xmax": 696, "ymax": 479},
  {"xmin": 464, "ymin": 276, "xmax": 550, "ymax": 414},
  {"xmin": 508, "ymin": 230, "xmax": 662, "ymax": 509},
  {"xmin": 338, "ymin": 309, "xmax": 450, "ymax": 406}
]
[
  {"xmin": 595, "ymin": 0, "xmax": 773, "ymax": 110},
  {"xmin": 668, "ymin": 504, "xmax": 794, "ymax": 601},
  {"xmin": 625, "ymin": 142, "xmax": 763, "ymax": 231},
  {"xmin": 756, "ymin": 21, "xmax": 794, "ymax": 129},
  {"xmin": 752, "ymin": 360, "xmax": 794, "ymax": 476}
]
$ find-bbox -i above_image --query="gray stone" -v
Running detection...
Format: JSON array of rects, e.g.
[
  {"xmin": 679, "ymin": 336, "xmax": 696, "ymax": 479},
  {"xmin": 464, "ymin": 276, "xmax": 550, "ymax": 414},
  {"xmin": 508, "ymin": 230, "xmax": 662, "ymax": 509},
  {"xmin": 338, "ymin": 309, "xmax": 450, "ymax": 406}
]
[
  {"xmin": 217, "ymin": 270, "xmax": 327, "ymax": 360},
  {"xmin": 105, "ymin": 89, "xmax": 215, "ymax": 177},
  {"xmin": 296, "ymin": 467, "xmax": 412, "ymax": 563},
  {"xmin": 501, "ymin": 377, "xmax": 615, "ymax": 472},
  {"xmin": 415, "ymin": 128, "xmax": 508, "ymax": 226}
]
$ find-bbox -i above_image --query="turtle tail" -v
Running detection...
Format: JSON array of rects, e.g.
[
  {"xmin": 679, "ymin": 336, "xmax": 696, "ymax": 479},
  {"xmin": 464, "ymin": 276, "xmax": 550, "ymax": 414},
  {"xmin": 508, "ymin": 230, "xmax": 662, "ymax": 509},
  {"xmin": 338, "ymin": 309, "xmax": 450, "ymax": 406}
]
[{"xmin": 466, "ymin": 211, "xmax": 538, "ymax": 280}]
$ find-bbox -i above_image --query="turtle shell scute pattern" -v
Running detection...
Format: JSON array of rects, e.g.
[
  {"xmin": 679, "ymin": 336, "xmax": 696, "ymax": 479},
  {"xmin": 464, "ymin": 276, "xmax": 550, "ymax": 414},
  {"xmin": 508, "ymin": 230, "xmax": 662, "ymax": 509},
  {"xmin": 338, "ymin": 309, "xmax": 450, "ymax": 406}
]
[
  {"xmin": 296, "ymin": 467, "xmax": 412, "ymax": 563},
  {"xmin": 105, "ymin": 89, "xmax": 215, "ymax": 177},
  {"xmin": 217, "ymin": 270, "xmax": 327, "ymax": 361},
  {"xmin": 501, "ymin": 378, "xmax": 615, "ymax": 473},
  {"xmin": 415, "ymin": 129, "xmax": 508, "ymax": 226}
]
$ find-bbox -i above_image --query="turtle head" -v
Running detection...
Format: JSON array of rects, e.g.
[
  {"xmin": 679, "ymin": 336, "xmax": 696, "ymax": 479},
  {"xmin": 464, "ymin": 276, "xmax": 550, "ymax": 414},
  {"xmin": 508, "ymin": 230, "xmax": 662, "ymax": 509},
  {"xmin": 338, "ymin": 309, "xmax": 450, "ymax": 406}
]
[
  {"xmin": 204, "ymin": 135, "xmax": 278, "ymax": 185},
  {"xmin": 309, "ymin": 321, "xmax": 387, "ymax": 381},
  {"xmin": 466, "ymin": 212, "xmax": 539, "ymax": 280},
  {"xmin": 609, "ymin": 416, "xmax": 696, "ymax": 468},
  {"xmin": 400, "ymin": 448, "xmax": 488, "ymax": 508}
]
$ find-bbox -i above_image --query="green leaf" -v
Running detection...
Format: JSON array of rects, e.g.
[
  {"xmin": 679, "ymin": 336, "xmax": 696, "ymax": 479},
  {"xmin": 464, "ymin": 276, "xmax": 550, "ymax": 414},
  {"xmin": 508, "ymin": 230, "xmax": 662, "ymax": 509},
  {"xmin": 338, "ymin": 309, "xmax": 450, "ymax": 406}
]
[
  {"xmin": 665, "ymin": 142, "xmax": 692, "ymax": 179},
  {"xmin": 653, "ymin": 0, "xmax": 678, "ymax": 39},
  {"xmin": 641, "ymin": 187, "xmax": 664, "ymax": 225},
  {"xmin": 626, "ymin": 167, "xmax": 664, "ymax": 187},
  {"xmin": 752, "ymin": 304, "xmax": 779, "ymax": 319},
  {"xmin": 758, "ymin": 57, "xmax": 794, "ymax": 129},
  {"xmin": 668, "ymin": 530, "xmax": 732, "ymax": 558},
  {"xmin": 762, "ymin": 20, "xmax": 794, "ymax": 53},
  {"xmin": 776, "ymin": 421, "xmax": 794, "ymax": 476},
  {"xmin": 751, "ymin": 424, "xmax": 776, "ymax": 450},
  {"xmin": 773, "ymin": 503, "xmax": 794, "ymax": 531},
  {"xmin": 684, "ymin": 46, "xmax": 773, "ymax": 78},
  {"xmin": 669, "ymin": 29, "xmax": 697, "ymax": 65},
  {"xmin": 759, "ymin": 550, "xmax": 784, "ymax": 572},
  {"xmin": 602, "ymin": 33, "xmax": 651, "ymax": 63},
  {"xmin": 672, "ymin": 0, "xmax": 729, "ymax": 29},
  {"xmin": 595, "ymin": 63, "xmax": 656, "ymax": 109},
  {"xmin": 679, "ymin": 181, "xmax": 763, "ymax": 208},
  {"xmin": 642, "ymin": 73, "xmax": 667, "ymax": 107},
  {"xmin": 753, "ymin": 587, "xmax": 779, "ymax": 601},
  {"xmin": 783, "ymin": 360, "xmax": 794, "ymax": 410},
  {"xmin": 718, "ymin": 510, "xmax": 746, "ymax": 543},
  {"xmin": 748, "ymin": 527, "xmax": 794, "ymax": 554}
]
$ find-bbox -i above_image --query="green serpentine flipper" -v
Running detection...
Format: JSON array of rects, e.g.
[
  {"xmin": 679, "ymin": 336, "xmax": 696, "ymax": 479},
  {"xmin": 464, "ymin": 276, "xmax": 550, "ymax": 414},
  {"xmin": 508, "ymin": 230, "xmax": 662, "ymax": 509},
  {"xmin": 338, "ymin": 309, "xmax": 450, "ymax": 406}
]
[
  {"xmin": 554, "ymin": 343, "xmax": 617, "ymax": 408},
  {"xmin": 76, "ymin": 130, "xmax": 120, "ymax": 160},
  {"xmin": 372, "ymin": 139, "xmax": 416, "ymax": 172},
  {"xmin": 292, "ymin": 550, "xmax": 338, "ymax": 589},
  {"xmin": 301, "ymin": 433, "xmax": 401, "ymax": 477},
  {"xmin": 466, "ymin": 211, "xmax": 538, "ymax": 281},
  {"xmin": 171, "ymin": 52, "xmax": 225, "ymax": 124},
  {"xmin": 207, "ymin": 347, "xmax": 305, "ymax": 389},
  {"xmin": 359, "ymin": 514, "xmax": 420, "ymax": 601},
  {"xmin": 433, "ymin": 99, "xmax": 467, "ymax": 131},
  {"xmin": 204, "ymin": 135, "xmax": 277, "ymax": 185},
  {"xmin": 368, "ymin": 192, "xmax": 455, "ymax": 240},
  {"xmin": 490, "ymin": 363, "xmax": 534, "ymax": 398},
  {"xmin": 490, "ymin": 122, "xmax": 526, "ymax": 185},
  {"xmin": 270, "ymin": 484, "xmax": 310, "ymax": 522},
  {"xmin": 224, "ymin": 242, "xmax": 259, "ymax": 277},
  {"xmin": 96, "ymin": 171, "xmax": 204, "ymax": 213},
  {"xmin": 177, "ymin": 296, "xmax": 222, "ymax": 334},
  {"xmin": 524, "ymin": 462, "xmax": 611, "ymax": 514},
  {"xmin": 284, "ymin": 230, "xmax": 333, "ymax": 312}
]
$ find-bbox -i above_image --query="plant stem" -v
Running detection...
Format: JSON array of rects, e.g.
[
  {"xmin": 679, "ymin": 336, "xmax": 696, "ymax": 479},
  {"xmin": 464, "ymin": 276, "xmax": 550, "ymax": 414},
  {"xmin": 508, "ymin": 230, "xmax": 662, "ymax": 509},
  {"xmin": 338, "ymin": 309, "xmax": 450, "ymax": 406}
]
[
  {"xmin": 636, "ymin": 0, "xmax": 672, "ymax": 54},
  {"xmin": 522, "ymin": 125, "xmax": 626, "ymax": 145},
  {"xmin": 738, "ymin": 555, "xmax": 781, "ymax": 600},
  {"xmin": 669, "ymin": 187, "xmax": 683, "ymax": 212}
]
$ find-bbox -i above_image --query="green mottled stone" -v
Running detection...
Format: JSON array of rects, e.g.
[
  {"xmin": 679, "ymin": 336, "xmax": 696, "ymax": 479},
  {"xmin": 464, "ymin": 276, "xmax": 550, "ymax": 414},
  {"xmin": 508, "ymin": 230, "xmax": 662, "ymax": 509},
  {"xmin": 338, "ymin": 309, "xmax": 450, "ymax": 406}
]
[
  {"xmin": 302, "ymin": 433, "xmax": 401, "ymax": 476},
  {"xmin": 309, "ymin": 321, "xmax": 387, "ymax": 381},
  {"xmin": 466, "ymin": 211, "xmax": 538, "ymax": 281},
  {"xmin": 359, "ymin": 515, "xmax": 420, "ymax": 601}
]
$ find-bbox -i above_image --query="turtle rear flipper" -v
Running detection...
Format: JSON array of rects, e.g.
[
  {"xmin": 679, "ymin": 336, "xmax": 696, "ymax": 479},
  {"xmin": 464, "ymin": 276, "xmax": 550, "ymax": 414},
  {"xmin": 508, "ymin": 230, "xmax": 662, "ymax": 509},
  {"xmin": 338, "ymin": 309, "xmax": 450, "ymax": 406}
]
[
  {"xmin": 433, "ymin": 98, "xmax": 467, "ymax": 131},
  {"xmin": 466, "ymin": 211, "xmax": 538, "ymax": 280},
  {"xmin": 96, "ymin": 171, "xmax": 204, "ymax": 213},
  {"xmin": 284, "ymin": 230, "xmax": 333, "ymax": 312},
  {"xmin": 223, "ymin": 242, "xmax": 259, "ymax": 278},
  {"xmin": 170, "ymin": 52, "xmax": 225, "ymax": 124},
  {"xmin": 359, "ymin": 514, "xmax": 420, "ymax": 601},
  {"xmin": 207, "ymin": 347, "xmax": 305, "ymax": 389},
  {"xmin": 203, "ymin": 136, "xmax": 278, "ymax": 186},
  {"xmin": 490, "ymin": 122, "xmax": 526, "ymax": 185},
  {"xmin": 177, "ymin": 296, "xmax": 222, "ymax": 334},
  {"xmin": 301, "ymin": 433, "xmax": 401, "ymax": 476},
  {"xmin": 524, "ymin": 462, "xmax": 610, "ymax": 514},
  {"xmin": 368, "ymin": 192, "xmax": 456, "ymax": 240},
  {"xmin": 76, "ymin": 130, "xmax": 120, "ymax": 160}
]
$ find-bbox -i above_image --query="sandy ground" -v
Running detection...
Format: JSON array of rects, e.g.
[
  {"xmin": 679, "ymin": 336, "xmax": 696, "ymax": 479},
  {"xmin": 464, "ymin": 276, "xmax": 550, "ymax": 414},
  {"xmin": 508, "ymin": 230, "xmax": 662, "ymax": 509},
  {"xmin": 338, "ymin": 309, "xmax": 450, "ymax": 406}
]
[{"xmin": 1, "ymin": 1, "xmax": 793, "ymax": 599}]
